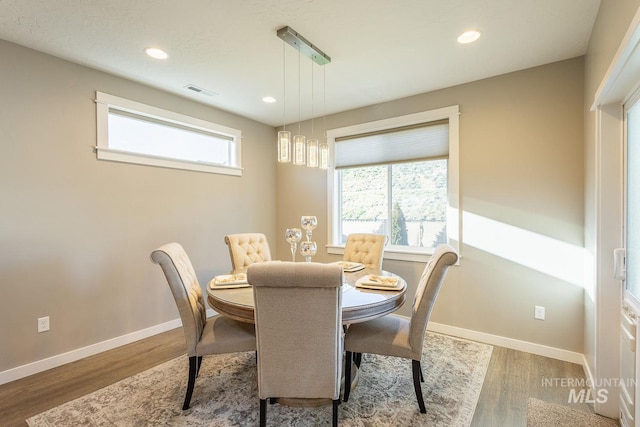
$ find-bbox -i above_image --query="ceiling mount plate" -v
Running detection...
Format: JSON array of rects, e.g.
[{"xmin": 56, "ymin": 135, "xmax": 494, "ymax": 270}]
[{"xmin": 277, "ymin": 26, "xmax": 331, "ymax": 66}]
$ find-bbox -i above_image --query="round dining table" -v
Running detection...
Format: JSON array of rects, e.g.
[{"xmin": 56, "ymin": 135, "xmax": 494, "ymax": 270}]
[{"xmin": 206, "ymin": 266, "xmax": 407, "ymax": 325}]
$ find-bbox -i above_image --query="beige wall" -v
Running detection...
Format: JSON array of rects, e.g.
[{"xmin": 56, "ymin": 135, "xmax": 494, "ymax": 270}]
[
  {"xmin": 0, "ymin": 40, "xmax": 277, "ymax": 372},
  {"xmin": 278, "ymin": 57, "xmax": 586, "ymax": 352}
]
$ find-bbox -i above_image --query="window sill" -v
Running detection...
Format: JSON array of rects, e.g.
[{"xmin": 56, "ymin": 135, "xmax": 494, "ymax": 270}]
[
  {"xmin": 95, "ymin": 147, "xmax": 242, "ymax": 176},
  {"xmin": 327, "ymin": 245, "xmax": 433, "ymax": 263}
]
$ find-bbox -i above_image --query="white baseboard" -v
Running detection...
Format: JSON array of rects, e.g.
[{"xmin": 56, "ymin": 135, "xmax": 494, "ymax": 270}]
[
  {"xmin": 1, "ymin": 312, "xmax": 580, "ymax": 386},
  {"xmin": 0, "ymin": 309, "xmax": 219, "ymax": 386},
  {"xmin": 0, "ymin": 317, "xmax": 182, "ymax": 386},
  {"xmin": 428, "ymin": 322, "xmax": 585, "ymax": 365}
]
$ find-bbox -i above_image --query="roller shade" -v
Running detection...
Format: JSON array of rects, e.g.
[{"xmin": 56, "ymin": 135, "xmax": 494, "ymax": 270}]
[{"xmin": 334, "ymin": 120, "xmax": 449, "ymax": 169}]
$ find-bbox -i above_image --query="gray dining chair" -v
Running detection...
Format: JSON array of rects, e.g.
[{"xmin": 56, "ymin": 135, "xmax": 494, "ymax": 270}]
[
  {"xmin": 343, "ymin": 243, "xmax": 458, "ymax": 413},
  {"xmin": 151, "ymin": 242, "xmax": 256, "ymax": 410},
  {"xmin": 224, "ymin": 233, "xmax": 272, "ymax": 273},
  {"xmin": 343, "ymin": 233, "xmax": 386, "ymax": 269},
  {"xmin": 247, "ymin": 261, "xmax": 344, "ymax": 427}
]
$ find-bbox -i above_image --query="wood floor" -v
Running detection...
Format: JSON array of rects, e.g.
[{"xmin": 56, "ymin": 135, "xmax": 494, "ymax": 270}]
[
  {"xmin": 471, "ymin": 345, "xmax": 595, "ymax": 426},
  {"xmin": 0, "ymin": 328, "xmax": 598, "ymax": 427}
]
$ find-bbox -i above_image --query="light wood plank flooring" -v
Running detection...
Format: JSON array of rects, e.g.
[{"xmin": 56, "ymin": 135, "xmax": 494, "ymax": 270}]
[
  {"xmin": 471, "ymin": 346, "xmax": 596, "ymax": 426},
  {"xmin": 0, "ymin": 328, "xmax": 599, "ymax": 427}
]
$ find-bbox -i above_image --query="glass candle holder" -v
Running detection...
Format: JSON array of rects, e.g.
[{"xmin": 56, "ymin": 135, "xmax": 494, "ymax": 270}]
[
  {"xmin": 301, "ymin": 215, "xmax": 318, "ymax": 241},
  {"xmin": 300, "ymin": 241, "xmax": 317, "ymax": 262},
  {"xmin": 285, "ymin": 228, "xmax": 302, "ymax": 262}
]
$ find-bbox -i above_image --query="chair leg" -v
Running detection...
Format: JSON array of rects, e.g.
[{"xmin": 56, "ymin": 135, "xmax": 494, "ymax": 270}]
[
  {"xmin": 196, "ymin": 356, "xmax": 203, "ymax": 377},
  {"xmin": 260, "ymin": 399, "xmax": 267, "ymax": 427},
  {"xmin": 420, "ymin": 366, "xmax": 424, "ymax": 382},
  {"xmin": 343, "ymin": 351, "xmax": 352, "ymax": 402},
  {"xmin": 354, "ymin": 352, "xmax": 362, "ymax": 368},
  {"xmin": 183, "ymin": 356, "xmax": 198, "ymax": 410},
  {"xmin": 412, "ymin": 360, "xmax": 426, "ymax": 413},
  {"xmin": 332, "ymin": 399, "xmax": 340, "ymax": 427}
]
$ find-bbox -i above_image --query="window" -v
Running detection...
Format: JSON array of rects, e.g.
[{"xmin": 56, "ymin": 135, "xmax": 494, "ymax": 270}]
[
  {"xmin": 95, "ymin": 92, "xmax": 242, "ymax": 176},
  {"xmin": 327, "ymin": 106, "xmax": 459, "ymax": 261}
]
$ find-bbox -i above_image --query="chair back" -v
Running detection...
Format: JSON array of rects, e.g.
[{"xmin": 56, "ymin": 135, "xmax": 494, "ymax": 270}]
[
  {"xmin": 409, "ymin": 244, "xmax": 458, "ymax": 358},
  {"xmin": 224, "ymin": 233, "xmax": 272, "ymax": 273},
  {"xmin": 151, "ymin": 243, "xmax": 206, "ymax": 357},
  {"xmin": 343, "ymin": 233, "xmax": 386, "ymax": 269},
  {"xmin": 248, "ymin": 261, "xmax": 344, "ymax": 400}
]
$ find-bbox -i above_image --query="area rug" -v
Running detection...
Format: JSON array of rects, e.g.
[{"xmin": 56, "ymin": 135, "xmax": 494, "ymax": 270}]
[
  {"xmin": 527, "ymin": 398, "xmax": 619, "ymax": 427},
  {"xmin": 27, "ymin": 332, "xmax": 492, "ymax": 427}
]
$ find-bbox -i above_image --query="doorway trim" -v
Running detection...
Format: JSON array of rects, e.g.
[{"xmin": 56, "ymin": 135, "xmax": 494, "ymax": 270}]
[{"xmin": 591, "ymin": 6, "xmax": 640, "ymax": 418}]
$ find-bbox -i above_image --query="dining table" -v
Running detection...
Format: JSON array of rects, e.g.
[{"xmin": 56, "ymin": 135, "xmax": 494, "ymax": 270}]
[
  {"xmin": 206, "ymin": 263, "xmax": 407, "ymax": 325},
  {"xmin": 206, "ymin": 262, "xmax": 408, "ymax": 407}
]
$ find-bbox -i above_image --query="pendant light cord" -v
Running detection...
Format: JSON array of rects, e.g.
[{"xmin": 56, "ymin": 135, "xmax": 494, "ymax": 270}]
[
  {"xmin": 298, "ymin": 45, "xmax": 301, "ymax": 135},
  {"xmin": 282, "ymin": 40, "xmax": 286, "ymax": 131},
  {"xmin": 311, "ymin": 59, "xmax": 314, "ymax": 138}
]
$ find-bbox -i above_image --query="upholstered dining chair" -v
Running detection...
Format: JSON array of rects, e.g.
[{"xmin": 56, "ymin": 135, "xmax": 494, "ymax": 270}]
[
  {"xmin": 224, "ymin": 233, "xmax": 272, "ymax": 273},
  {"xmin": 343, "ymin": 243, "xmax": 458, "ymax": 413},
  {"xmin": 343, "ymin": 233, "xmax": 386, "ymax": 269},
  {"xmin": 151, "ymin": 242, "xmax": 256, "ymax": 410},
  {"xmin": 247, "ymin": 261, "xmax": 344, "ymax": 427}
]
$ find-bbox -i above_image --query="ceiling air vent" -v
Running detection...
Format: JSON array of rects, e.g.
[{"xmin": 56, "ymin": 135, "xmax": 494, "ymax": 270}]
[{"xmin": 184, "ymin": 84, "xmax": 218, "ymax": 97}]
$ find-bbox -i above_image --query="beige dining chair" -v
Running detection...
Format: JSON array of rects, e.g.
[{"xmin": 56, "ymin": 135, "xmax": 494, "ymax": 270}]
[
  {"xmin": 151, "ymin": 242, "xmax": 256, "ymax": 410},
  {"xmin": 224, "ymin": 233, "xmax": 272, "ymax": 273},
  {"xmin": 343, "ymin": 233, "xmax": 386, "ymax": 269},
  {"xmin": 247, "ymin": 261, "xmax": 344, "ymax": 427},
  {"xmin": 343, "ymin": 243, "xmax": 458, "ymax": 413}
]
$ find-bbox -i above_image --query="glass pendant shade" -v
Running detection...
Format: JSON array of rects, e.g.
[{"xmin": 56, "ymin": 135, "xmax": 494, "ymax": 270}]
[
  {"xmin": 307, "ymin": 139, "xmax": 319, "ymax": 168},
  {"xmin": 293, "ymin": 134, "xmax": 306, "ymax": 165},
  {"xmin": 319, "ymin": 141, "xmax": 329, "ymax": 169},
  {"xmin": 277, "ymin": 131, "xmax": 291, "ymax": 163}
]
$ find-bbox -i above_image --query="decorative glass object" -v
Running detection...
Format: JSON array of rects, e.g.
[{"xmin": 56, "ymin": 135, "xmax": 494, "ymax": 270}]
[
  {"xmin": 285, "ymin": 228, "xmax": 302, "ymax": 262},
  {"xmin": 301, "ymin": 215, "xmax": 318, "ymax": 241},
  {"xmin": 300, "ymin": 241, "xmax": 317, "ymax": 262}
]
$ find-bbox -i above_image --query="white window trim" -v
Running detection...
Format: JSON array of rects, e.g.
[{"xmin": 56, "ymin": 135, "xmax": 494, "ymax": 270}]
[
  {"xmin": 95, "ymin": 91, "xmax": 242, "ymax": 176},
  {"xmin": 326, "ymin": 105, "xmax": 460, "ymax": 262}
]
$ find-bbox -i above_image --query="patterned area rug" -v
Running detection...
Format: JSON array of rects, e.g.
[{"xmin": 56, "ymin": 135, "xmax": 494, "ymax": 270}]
[
  {"xmin": 27, "ymin": 332, "xmax": 492, "ymax": 427},
  {"xmin": 527, "ymin": 398, "xmax": 619, "ymax": 427}
]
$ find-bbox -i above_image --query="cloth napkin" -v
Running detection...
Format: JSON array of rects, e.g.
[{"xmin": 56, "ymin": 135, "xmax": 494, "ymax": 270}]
[{"xmin": 356, "ymin": 274, "xmax": 401, "ymax": 290}]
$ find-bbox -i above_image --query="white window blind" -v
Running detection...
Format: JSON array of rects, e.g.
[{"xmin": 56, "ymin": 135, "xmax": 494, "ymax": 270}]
[{"xmin": 334, "ymin": 121, "xmax": 449, "ymax": 169}]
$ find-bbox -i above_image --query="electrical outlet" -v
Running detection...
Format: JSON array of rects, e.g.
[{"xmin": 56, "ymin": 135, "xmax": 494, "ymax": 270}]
[
  {"xmin": 38, "ymin": 316, "xmax": 50, "ymax": 333},
  {"xmin": 534, "ymin": 306, "xmax": 545, "ymax": 320}
]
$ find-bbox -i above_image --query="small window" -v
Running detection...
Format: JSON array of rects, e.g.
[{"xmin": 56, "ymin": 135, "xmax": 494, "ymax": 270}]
[
  {"xmin": 95, "ymin": 92, "xmax": 242, "ymax": 176},
  {"xmin": 327, "ymin": 106, "xmax": 460, "ymax": 262}
]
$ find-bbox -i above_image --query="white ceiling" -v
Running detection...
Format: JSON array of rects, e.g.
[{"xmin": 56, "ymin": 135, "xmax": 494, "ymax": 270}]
[{"xmin": 0, "ymin": 0, "xmax": 601, "ymax": 127}]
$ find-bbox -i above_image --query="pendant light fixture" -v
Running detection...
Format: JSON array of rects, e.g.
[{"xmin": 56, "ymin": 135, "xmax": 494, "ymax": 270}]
[{"xmin": 276, "ymin": 26, "xmax": 331, "ymax": 168}]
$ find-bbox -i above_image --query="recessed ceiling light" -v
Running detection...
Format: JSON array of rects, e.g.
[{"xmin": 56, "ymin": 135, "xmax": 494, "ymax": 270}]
[
  {"xmin": 457, "ymin": 30, "xmax": 481, "ymax": 44},
  {"xmin": 262, "ymin": 96, "xmax": 277, "ymax": 103},
  {"xmin": 145, "ymin": 47, "xmax": 168, "ymax": 60}
]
